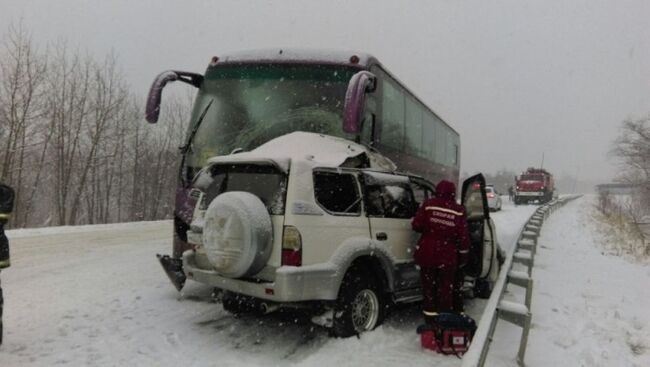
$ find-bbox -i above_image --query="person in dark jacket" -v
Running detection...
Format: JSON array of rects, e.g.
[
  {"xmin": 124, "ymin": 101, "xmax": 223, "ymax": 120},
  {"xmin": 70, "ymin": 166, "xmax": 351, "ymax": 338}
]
[
  {"xmin": 412, "ymin": 180, "xmax": 471, "ymax": 323},
  {"xmin": 0, "ymin": 183, "xmax": 15, "ymax": 345}
]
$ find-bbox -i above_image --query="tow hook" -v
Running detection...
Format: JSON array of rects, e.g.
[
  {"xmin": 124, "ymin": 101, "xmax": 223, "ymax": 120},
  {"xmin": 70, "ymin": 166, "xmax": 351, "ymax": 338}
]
[
  {"xmin": 157, "ymin": 254, "xmax": 186, "ymax": 291},
  {"xmin": 259, "ymin": 302, "xmax": 279, "ymax": 315}
]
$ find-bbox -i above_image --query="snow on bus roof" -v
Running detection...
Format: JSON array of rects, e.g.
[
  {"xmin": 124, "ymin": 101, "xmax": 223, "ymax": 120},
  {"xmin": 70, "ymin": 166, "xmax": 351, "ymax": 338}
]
[
  {"xmin": 214, "ymin": 49, "xmax": 374, "ymax": 66},
  {"xmin": 206, "ymin": 132, "xmax": 395, "ymax": 172}
]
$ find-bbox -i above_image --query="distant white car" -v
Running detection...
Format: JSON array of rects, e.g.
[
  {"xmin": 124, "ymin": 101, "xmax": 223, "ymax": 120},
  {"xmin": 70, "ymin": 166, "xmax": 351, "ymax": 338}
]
[{"xmin": 486, "ymin": 185, "xmax": 502, "ymax": 211}]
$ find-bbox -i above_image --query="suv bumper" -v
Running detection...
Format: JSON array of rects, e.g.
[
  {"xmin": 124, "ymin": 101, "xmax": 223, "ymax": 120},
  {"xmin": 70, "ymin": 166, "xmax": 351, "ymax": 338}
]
[
  {"xmin": 516, "ymin": 191, "xmax": 544, "ymax": 196},
  {"xmin": 183, "ymin": 251, "xmax": 339, "ymax": 302}
]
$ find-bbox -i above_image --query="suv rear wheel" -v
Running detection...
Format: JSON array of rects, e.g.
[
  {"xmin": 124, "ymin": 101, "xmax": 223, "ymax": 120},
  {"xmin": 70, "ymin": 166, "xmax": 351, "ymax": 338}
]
[{"xmin": 331, "ymin": 269, "xmax": 385, "ymax": 337}]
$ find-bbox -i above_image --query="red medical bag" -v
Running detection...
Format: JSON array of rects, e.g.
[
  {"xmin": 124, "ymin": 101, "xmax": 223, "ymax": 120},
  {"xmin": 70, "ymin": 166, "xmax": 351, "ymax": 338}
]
[{"xmin": 417, "ymin": 313, "xmax": 477, "ymax": 356}]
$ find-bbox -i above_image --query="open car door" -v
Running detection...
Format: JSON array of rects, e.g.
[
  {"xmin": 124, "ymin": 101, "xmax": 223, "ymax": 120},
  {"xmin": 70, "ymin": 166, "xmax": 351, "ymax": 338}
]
[{"xmin": 461, "ymin": 174, "xmax": 497, "ymax": 281}]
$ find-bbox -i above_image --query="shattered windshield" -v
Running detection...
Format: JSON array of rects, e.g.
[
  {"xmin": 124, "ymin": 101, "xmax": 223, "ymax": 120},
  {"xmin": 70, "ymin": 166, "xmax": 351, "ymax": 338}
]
[{"xmin": 185, "ymin": 64, "xmax": 358, "ymax": 168}]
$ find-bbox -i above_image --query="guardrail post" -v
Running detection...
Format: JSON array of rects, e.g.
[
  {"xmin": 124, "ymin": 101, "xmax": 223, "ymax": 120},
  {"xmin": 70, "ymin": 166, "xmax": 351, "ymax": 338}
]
[
  {"xmin": 517, "ymin": 238, "xmax": 536, "ymax": 257},
  {"xmin": 521, "ymin": 230, "xmax": 538, "ymax": 242},
  {"xmin": 513, "ymin": 251, "xmax": 534, "ymax": 276},
  {"xmin": 524, "ymin": 223, "xmax": 541, "ymax": 235},
  {"xmin": 498, "ymin": 300, "xmax": 531, "ymax": 367},
  {"xmin": 507, "ymin": 270, "xmax": 533, "ymax": 310}
]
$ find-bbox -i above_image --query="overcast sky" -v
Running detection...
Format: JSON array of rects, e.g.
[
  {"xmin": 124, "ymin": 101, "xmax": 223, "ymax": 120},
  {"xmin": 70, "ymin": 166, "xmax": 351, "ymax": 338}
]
[{"xmin": 3, "ymin": 0, "xmax": 649, "ymax": 182}]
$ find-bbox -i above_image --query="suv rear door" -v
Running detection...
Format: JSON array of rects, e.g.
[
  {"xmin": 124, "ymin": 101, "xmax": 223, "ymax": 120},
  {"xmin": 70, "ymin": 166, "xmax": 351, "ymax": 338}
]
[
  {"xmin": 461, "ymin": 174, "xmax": 497, "ymax": 279},
  {"xmin": 296, "ymin": 169, "xmax": 370, "ymax": 266}
]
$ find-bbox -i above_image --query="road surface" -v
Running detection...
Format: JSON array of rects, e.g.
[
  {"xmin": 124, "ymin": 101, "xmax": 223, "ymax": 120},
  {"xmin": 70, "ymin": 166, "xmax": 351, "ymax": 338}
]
[{"xmin": 0, "ymin": 200, "xmax": 535, "ymax": 366}]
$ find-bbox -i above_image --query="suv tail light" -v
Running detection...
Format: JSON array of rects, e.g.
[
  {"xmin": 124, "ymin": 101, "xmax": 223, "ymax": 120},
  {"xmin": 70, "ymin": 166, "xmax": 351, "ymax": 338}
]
[
  {"xmin": 282, "ymin": 226, "xmax": 302, "ymax": 266},
  {"xmin": 487, "ymin": 192, "xmax": 495, "ymax": 198}
]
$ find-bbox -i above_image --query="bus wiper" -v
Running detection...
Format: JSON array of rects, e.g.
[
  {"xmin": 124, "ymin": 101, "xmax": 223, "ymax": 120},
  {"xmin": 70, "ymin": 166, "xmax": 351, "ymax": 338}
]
[{"xmin": 180, "ymin": 99, "xmax": 214, "ymax": 155}]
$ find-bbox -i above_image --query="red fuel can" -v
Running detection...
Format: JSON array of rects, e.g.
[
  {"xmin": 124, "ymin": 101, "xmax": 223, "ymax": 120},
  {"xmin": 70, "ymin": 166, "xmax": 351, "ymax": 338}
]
[{"xmin": 419, "ymin": 330, "xmax": 437, "ymax": 351}]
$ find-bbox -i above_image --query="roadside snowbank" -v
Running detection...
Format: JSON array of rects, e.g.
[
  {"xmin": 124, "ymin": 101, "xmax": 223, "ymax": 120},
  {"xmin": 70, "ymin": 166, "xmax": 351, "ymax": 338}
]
[
  {"xmin": 5, "ymin": 220, "xmax": 169, "ymax": 239},
  {"xmin": 526, "ymin": 196, "xmax": 650, "ymax": 366}
]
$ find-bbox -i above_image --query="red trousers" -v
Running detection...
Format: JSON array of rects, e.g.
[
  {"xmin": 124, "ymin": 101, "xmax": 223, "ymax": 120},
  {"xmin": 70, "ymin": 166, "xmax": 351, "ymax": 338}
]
[{"xmin": 420, "ymin": 264, "xmax": 464, "ymax": 316}]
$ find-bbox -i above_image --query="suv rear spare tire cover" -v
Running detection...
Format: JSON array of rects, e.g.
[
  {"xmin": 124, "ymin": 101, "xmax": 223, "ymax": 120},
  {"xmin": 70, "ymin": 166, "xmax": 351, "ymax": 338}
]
[{"xmin": 202, "ymin": 191, "xmax": 273, "ymax": 278}]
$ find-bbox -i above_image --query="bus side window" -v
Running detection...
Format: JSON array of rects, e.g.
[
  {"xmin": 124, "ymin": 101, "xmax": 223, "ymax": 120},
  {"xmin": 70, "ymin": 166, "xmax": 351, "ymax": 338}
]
[
  {"xmin": 370, "ymin": 65, "xmax": 404, "ymax": 151},
  {"xmin": 359, "ymin": 78, "xmax": 378, "ymax": 146},
  {"xmin": 360, "ymin": 112, "xmax": 375, "ymax": 146}
]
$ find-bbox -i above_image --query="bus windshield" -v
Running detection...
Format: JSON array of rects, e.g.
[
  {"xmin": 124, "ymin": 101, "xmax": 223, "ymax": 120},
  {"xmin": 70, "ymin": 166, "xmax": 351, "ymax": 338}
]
[{"xmin": 185, "ymin": 64, "xmax": 358, "ymax": 169}]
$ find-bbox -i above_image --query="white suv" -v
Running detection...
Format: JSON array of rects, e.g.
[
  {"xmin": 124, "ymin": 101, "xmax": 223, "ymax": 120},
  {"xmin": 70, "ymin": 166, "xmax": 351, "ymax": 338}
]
[{"xmin": 182, "ymin": 132, "xmax": 501, "ymax": 337}]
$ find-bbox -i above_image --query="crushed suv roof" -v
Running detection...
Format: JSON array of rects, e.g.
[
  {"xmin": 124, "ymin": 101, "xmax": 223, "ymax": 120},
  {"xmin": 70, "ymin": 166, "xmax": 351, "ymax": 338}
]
[{"xmin": 206, "ymin": 132, "xmax": 396, "ymax": 172}]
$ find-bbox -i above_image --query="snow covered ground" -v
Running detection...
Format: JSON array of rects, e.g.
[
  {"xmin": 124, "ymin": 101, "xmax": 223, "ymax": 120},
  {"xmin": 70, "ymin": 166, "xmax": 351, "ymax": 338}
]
[
  {"xmin": 0, "ymin": 200, "xmax": 539, "ymax": 366},
  {"xmin": 525, "ymin": 196, "xmax": 650, "ymax": 367}
]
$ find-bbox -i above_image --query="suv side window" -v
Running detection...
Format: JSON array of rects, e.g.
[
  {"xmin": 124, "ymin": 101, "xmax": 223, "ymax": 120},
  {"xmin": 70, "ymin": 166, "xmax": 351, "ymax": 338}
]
[
  {"xmin": 313, "ymin": 171, "xmax": 361, "ymax": 215},
  {"xmin": 410, "ymin": 181, "xmax": 433, "ymax": 207},
  {"xmin": 365, "ymin": 183, "xmax": 417, "ymax": 219},
  {"xmin": 365, "ymin": 185, "xmax": 385, "ymax": 216}
]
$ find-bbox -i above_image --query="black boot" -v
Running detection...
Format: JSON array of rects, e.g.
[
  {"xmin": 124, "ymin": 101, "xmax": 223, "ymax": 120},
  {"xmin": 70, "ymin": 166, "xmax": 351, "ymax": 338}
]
[
  {"xmin": 0, "ymin": 224, "xmax": 9, "ymax": 269},
  {"xmin": 0, "ymin": 284, "xmax": 4, "ymax": 344}
]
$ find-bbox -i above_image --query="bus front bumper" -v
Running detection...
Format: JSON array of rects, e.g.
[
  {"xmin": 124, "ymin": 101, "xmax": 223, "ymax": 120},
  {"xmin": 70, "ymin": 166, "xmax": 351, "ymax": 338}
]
[
  {"xmin": 157, "ymin": 254, "xmax": 186, "ymax": 291},
  {"xmin": 517, "ymin": 191, "xmax": 544, "ymax": 196}
]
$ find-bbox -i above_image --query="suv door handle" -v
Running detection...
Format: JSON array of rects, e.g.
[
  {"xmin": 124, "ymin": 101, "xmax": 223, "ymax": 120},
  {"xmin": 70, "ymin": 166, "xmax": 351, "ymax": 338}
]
[{"xmin": 376, "ymin": 232, "xmax": 387, "ymax": 241}]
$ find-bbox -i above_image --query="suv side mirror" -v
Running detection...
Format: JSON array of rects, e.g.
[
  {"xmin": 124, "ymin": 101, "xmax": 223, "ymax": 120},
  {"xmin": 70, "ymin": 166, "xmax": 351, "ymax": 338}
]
[
  {"xmin": 145, "ymin": 70, "xmax": 203, "ymax": 123},
  {"xmin": 343, "ymin": 71, "xmax": 376, "ymax": 134}
]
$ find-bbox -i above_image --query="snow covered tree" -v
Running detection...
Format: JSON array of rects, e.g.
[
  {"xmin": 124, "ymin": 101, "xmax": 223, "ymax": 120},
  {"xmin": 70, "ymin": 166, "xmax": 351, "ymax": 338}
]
[
  {"xmin": 612, "ymin": 115, "xmax": 650, "ymax": 216},
  {"xmin": 0, "ymin": 22, "xmax": 48, "ymax": 227}
]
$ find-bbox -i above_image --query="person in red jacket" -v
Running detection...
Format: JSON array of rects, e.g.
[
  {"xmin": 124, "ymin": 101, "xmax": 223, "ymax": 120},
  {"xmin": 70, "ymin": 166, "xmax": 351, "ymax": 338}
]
[{"xmin": 412, "ymin": 180, "xmax": 470, "ymax": 323}]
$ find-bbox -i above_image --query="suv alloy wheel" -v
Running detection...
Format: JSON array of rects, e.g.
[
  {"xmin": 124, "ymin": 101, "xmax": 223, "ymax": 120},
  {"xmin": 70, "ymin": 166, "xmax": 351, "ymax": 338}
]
[{"xmin": 331, "ymin": 268, "xmax": 385, "ymax": 337}]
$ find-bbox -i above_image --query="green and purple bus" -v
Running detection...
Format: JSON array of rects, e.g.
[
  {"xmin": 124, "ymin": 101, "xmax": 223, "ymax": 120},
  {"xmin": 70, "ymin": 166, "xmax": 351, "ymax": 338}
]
[{"xmin": 145, "ymin": 50, "xmax": 460, "ymax": 289}]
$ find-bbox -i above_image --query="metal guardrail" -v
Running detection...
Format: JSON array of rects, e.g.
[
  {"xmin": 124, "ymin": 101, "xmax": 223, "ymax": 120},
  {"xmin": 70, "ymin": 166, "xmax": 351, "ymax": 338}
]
[{"xmin": 461, "ymin": 195, "xmax": 582, "ymax": 367}]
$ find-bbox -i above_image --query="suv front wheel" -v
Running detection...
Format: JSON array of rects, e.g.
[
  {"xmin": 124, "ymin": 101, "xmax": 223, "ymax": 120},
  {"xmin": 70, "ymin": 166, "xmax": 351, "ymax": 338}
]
[{"xmin": 331, "ymin": 269, "xmax": 385, "ymax": 337}]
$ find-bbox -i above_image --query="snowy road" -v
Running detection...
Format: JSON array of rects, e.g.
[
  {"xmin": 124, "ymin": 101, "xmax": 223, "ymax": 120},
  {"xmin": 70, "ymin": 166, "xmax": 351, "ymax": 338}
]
[{"xmin": 0, "ymin": 199, "xmax": 535, "ymax": 367}]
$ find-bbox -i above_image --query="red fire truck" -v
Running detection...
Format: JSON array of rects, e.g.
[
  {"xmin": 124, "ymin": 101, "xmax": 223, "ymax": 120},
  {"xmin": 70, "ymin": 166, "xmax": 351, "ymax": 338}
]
[{"xmin": 514, "ymin": 168, "xmax": 555, "ymax": 204}]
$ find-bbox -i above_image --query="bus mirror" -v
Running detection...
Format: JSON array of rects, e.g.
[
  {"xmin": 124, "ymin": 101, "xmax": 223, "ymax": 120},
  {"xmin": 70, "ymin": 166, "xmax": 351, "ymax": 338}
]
[
  {"xmin": 146, "ymin": 71, "xmax": 179, "ymax": 123},
  {"xmin": 343, "ymin": 71, "xmax": 376, "ymax": 134},
  {"xmin": 145, "ymin": 70, "xmax": 203, "ymax": 123}
]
